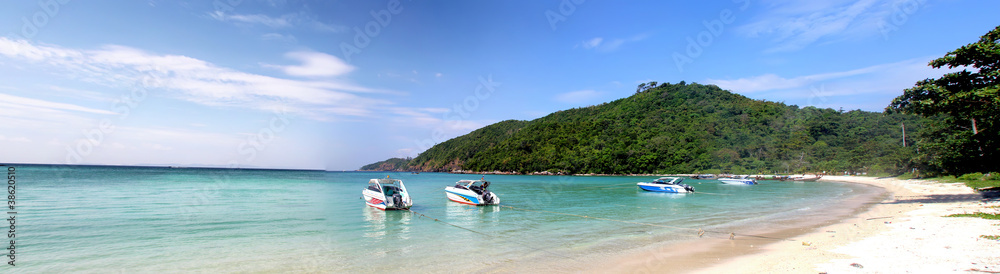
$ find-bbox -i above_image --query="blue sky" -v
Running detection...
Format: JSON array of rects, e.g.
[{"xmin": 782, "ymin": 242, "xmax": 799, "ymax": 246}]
[{"xmin": 0, "ymin": 0, "xmax": 997, "ymax": 170}]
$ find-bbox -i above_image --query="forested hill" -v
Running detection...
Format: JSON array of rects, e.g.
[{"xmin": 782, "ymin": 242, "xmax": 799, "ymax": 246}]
[{"xmin": 362, "ymin": 82, "xmax": 925, "ymax": 175}]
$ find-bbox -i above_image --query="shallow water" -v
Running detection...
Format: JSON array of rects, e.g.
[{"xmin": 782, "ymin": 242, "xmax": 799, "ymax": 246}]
[{"xmin": 11, "ymin": 165, "xmax": 871, "ymax": 272}]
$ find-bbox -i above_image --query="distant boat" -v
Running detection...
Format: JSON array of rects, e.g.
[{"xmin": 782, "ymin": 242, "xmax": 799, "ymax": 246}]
[
  {"xmin": 362, "ymin": 177, "xmax": 413, "ymax": 210},
  {"xmin": 638, "ymin": 177, "xmax": 695, "ymax": 193},
  {"xmin": 445, "ymin": 179, "xmax": 499, "ymax": 205},
  {"xmin": 691, "ymin": 174, "xmax": 716, "ymax": 179},
  {"xmin": 790, "ymin": 176, "xmax": 821, "ymax": 182},
  {"xmin": 719, "ymin": 175, "xmax": 757, "ymax": 185}
]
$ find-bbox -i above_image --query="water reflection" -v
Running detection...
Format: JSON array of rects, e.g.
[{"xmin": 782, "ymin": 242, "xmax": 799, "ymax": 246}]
[
  {"xmin": 362, "ymin": 207, "xmax": 412, "ymax": 241},
  {"xmin": 445, "ymin": 202, "xmax": 500, "ymax": 227}
]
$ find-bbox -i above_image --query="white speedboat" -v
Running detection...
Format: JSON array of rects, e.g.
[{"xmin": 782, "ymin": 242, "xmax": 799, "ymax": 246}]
[
  {"xmin": 445, "ymin": 180, "xmax": 499, "ymax": 205},
  {"xmin": 719, "ymin": 175, "xmax": 757, "ymax": 185},
  {"xmin": 637, "ymin": 177, "xmax": 695, "ymax": 193},
  {"xmin": 362, "ymin": 177, "xmax": 413, "ymax": 210}
]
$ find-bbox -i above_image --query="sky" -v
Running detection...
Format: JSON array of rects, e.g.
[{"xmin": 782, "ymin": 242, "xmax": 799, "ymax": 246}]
[{"xmin": 0, "ymin": 0, "xmax": 997, "ymax": 170}]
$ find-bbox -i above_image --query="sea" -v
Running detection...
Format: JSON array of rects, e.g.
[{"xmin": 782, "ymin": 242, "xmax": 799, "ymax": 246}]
[{"xmin": 7, "ymin": 165, "xmax": 880, "ymax": 272}]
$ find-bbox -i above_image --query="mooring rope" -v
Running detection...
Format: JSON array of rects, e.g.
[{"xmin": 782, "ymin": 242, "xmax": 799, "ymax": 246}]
[
  {"xmin": 405, "ymin": 208, "xmax": 575, "ymax": 259},
  {"xmin": 498, "ymin": 205, "xmax": 792, "ymax": 242}
]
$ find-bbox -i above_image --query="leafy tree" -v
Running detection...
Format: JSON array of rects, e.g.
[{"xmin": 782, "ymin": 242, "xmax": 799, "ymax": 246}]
[{"xmin": 888, "ymin": 25, "xmax": 1000, "ymax": 174}]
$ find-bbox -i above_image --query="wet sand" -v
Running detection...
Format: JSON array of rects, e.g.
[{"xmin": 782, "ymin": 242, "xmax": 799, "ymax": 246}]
[{"xmin": 602, "ymin": 176, "xmax": 999, "ymax": 273}]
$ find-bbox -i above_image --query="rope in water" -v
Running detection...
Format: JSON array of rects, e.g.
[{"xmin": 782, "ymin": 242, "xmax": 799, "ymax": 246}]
[
  {"xmin": 498, "ymin": 204, "xmax": 792, "ymax": 242},
  {"xmin": 405, "ymin": 208, "xmax": 574, "ymax": 259}
]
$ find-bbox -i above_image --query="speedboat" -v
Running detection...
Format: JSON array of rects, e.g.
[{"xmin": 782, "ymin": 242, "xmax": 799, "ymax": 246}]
[
  {"xmin": 719, "ymin": 175, "xmax": 757, "ymax": 185},
  {"xmin": 637, "ymin": 177, "xmax": 695, "ymax": 193},
  {"xmin": 362, "ymin": 177, "xmax": 413, "ymax": 210},
  {"xmin": 445, "ymin": 180, "xmax": 499, "ymax": 205}
]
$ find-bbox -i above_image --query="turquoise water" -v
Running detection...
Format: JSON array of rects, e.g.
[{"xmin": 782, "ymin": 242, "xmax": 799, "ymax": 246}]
[{"xmin": 11, "ymin": 165, "xmax": 874, "ymax": 272}]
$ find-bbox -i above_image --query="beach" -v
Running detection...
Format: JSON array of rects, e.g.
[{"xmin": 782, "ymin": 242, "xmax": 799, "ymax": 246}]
[{"xmin": 611, "ymin": 176, "xmax": 1000, "ymax": 273}]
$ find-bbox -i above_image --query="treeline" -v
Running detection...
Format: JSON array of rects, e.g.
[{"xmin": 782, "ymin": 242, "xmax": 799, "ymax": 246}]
[{"xmin": 362, "ymin": 82, "xmax": 929, "ymax": 175}]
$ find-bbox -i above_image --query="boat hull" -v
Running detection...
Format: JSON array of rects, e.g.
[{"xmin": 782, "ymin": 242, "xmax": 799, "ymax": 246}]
[
  {"xmin": 637, "ymin": 183, "xmax": 691, "ymax": 193},
  {"xmin": 444, "ymin": 188, "xmax": 499, "ymax": 205},
  {"xmin": 362, "ymin": 189, "xmax": 411, "ymax": 210},
  {"xmin": 718, "ymin": 178, "xmax": 757, "ymax": 185}
]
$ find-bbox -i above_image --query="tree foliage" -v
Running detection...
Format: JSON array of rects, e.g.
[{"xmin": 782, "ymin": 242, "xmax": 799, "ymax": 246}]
[
  {"xmin": 888, "ymin": 25, "xmax": 1000, "ymax": 174},
  {"xmin": 365, "ymin": 82, "xmax": 925, "ymax": 175}
]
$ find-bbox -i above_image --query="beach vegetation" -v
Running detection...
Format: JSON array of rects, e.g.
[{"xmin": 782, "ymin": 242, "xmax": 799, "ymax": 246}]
[
  {"xmin": 945, "ymin": 212, "xmax": 1000, "ymax": 220},
  {"xmin": 887, "ymin": 25, "xmax": 1000, "ymax": 175}
]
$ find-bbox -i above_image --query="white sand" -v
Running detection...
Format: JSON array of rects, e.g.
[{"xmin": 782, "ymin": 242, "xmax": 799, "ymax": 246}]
[{"xmin": 691, "ymin": 176, "xmax": 1000, "ymax": 273}]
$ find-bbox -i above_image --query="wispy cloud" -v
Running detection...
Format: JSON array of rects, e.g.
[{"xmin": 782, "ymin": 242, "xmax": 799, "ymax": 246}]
[
  {"xmin": 261, "ymin": 33, "xmax": 297, "ymax": 43},
  {"xmin": 209, "ymin": 11, "xmax": 347, "ymax": 33},
  {"xmin": 705, "ymin": 57, "xmax": 964, "ymax": 110},
  {"xmin": 210, "ymin": 11, "xmax": 292, "ymax": 28},
  {"xmin": 554, "ymin": 89, "xmax": 603, "ymax": 104},
  {"xmin": 577, "ymin": 33, "xmax": 650, "ymax": 52},
  {"xmin": 738, "ymin": 0, "xmax": 909, "ymax": 52},
  {"xmin": 0, "ymin": 93, "xmax": 116, "ymax": 115},
  {"xmin": 0, "ymin": 37, "xmax": 386, "ymax": 121}
]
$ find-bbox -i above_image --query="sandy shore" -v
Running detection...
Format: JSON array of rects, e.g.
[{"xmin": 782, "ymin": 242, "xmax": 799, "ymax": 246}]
[{"xmin": 683, "ymin": 176, "xmax": 1000, "ymax": 273}]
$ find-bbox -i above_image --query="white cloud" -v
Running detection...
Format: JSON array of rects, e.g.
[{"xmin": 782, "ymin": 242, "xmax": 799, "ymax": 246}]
[
  {"xmin": 435, "ymin": 73, "xmax": 443, "ymax": 78},
  {"xmin": 0, "ymin": 37, "xmax": 388, "ymax": 121},
  {"xmin": 705, "ymin": 57, "xmax": 965, "ymax": 110},
  {"xmin": 266, "ymin": 51, "xmax": 355, "ymax": 78},
  {"xmin": 738, "ymin": 0, "xmax": 915, "ymax": 52},
  {"xmin": 554, "ymin": 89, "xmax": 603, "ymax": 104}
]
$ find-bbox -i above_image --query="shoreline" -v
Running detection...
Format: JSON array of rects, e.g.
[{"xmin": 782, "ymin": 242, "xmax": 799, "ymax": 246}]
[{"xmin": 607, "ymin": 176, "xmax": 999, "ymax": 273}]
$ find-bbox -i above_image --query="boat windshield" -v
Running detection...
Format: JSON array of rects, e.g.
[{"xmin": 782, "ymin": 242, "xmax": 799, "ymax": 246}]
[{"xmin": 653, "ymin": 177, "xmax": 681, "ymax": 184}]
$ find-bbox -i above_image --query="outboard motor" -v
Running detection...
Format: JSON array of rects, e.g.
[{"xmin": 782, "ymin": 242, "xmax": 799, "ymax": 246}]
[
  {"xmin": 391, "ymin": 193, "xmax": 403, "ymax": 208},
  {"xmin": 682, "ymin": 184, "xmax": 695, "ymax": 192},
  {"xmin": 483, "ymin": 191, "xmax": 495, "ymax": 204}
]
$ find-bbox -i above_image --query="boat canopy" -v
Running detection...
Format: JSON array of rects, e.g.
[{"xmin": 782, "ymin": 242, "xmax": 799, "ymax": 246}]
[{"xmin": 653, "ymin": 177, "xmax": 683, "ymax": 184}]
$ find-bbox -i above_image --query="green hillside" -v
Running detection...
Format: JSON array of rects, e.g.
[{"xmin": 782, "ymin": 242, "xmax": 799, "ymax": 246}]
[{"xmin": 362, "ymin": 82, "xmax": 926, "ymax": 175}]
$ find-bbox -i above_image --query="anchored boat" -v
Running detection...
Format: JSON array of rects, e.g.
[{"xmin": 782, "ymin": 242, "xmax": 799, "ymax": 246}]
[
  {"xmin": 362, "ymin": 177, "xmax": 413, "ymax": 210},
  {"xmin": 445, "ymin": 180, "xmax": 499, "ymax": 205},
  {"xmin": 637, "ymin": 177, "xmax": 695, "ymax": 193},
  {"xmin": 719, "ymin": 175, "xmax": 757, "ymax": 185}
]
